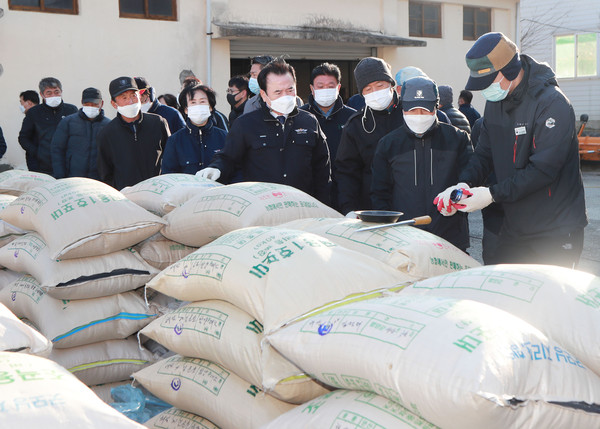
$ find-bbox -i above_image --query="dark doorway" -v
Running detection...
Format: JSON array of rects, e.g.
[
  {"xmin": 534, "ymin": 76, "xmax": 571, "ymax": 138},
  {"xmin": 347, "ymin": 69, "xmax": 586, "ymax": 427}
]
[{"xmin": 230, "ymin": 58, "xmax": 360, "ymax": 104}]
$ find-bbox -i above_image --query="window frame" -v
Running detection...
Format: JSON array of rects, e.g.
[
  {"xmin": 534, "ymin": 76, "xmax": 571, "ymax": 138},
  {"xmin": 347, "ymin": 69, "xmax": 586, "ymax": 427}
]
[
  {"xmin": 8, "ymin": 0, "xmax": 78, "ymax": 15},
  {"xmin": 119, "ymin": 0, "xmax": 177, "ymax": 22},
  {"xmin": 554, "ymin": 33, "xmax": 598, "ymax": 79},
  {"xmin": 409, "ymin": 1, "xmax": 442, "ymax": 39},
  {"xmin": 463, "ymin": 6, "xmax": 491, "ymax": 41}
]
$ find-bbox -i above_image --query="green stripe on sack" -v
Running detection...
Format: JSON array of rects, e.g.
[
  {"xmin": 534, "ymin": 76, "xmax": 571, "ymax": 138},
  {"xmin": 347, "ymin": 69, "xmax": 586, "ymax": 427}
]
[{"xmin": 69, "ymin": 359, "xmax": 150, "ymax": 373}]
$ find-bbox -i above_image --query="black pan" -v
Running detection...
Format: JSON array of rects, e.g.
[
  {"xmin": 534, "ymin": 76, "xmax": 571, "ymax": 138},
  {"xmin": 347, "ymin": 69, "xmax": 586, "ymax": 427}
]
[{"xmin": 354, "ymin": 210, "xmax": 404, "ymax": 223}]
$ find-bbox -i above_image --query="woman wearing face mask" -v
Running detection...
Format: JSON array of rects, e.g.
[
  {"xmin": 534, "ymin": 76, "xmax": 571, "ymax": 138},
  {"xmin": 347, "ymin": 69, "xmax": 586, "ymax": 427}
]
[
  {"xmin": 370, "ymin": 76, "xmax": 473, "ymax": 252},
  {"xmin": 162, "ymin": 83, "xmax": 228, "ymax": 175}
]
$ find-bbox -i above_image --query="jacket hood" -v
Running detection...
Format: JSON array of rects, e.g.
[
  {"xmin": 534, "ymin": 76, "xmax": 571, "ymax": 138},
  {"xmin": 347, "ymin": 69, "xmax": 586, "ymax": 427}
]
[{"xmin": 522, "ymin": 54, "xmax": 557, "ymax": 98}]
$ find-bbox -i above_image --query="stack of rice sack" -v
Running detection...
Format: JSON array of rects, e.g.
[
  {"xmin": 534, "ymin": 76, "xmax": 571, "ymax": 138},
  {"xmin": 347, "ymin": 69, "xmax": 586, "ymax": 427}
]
[
  {"xmin": 263, "ymin": 266, "xmax": 600, "ymax": 428},
  {"xmin": 282, "ymin": 217, "xmax": 481, "ymax": 279},
  {"xmin": 0, "ymin": 177, "xmax": 166, "ymax": 391},
  {"xmin": 133, "ymin": 182, "xmax": 421, "ymax": 428}
]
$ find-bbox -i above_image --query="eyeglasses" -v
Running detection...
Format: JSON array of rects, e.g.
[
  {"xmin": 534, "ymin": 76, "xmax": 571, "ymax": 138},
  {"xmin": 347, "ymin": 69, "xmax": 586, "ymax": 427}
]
[{"xmin": 226, "ymin": 89, "xmax": 240, "ymax": 95}]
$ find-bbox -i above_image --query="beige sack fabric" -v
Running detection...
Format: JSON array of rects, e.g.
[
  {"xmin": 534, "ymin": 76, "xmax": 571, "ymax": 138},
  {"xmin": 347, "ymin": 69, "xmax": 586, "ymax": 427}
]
[
  {"xmin": 402, "ymin": 264, "xmax": 600, "ymax": 377},
  {"xmin": 261, "ymin": 390, "xmax": 438, "ymax": 429},
  {"xmin": 144, "ymin": 408, "xmax": 220, "ymax": 429},
  {"xmin": 282, "ymin": 217, "xmax": 480, "ymax": 278},
  {"xmin": 0, "ymin": 232, "xmax": 158, "ymax": 299},
  {"xmin": 267, "ymin": 294, "xmax": 600, "ymax": 429},
  {"xmin": 0, "ymin": 275, "xmax": 157, "ymax": 348},
  {"xmin": 0, "ymin": 194, "xmax": 27, "ymax": 247},
  {"xmin": 0, "ymin": 300, "xmax": 52, "ymax": 356},
  {"xmin": 133, "ymin": 355, "xmax": 296, "ymax": 429},
  {"xmin": 49, "ymin": 336, "xmax": 158, "ymax": 386},
  {"xmin": 121, "ymin": 173, "xmax": 222, "ymax": 216},
  {"xmin": 161, "ymin": 182, "xmax": 342, "ymax": 247},
  {"xmin": 0, "ymin": 169, "xmax": 56, "ymax": 196},
  {"xmin": 147, "ymin": 226, "xmax": 412, "ymax": 333},
  {"xmin": 135, "ymin": 233, "xmax": 198, "ymax": 271},
  {"xmin": 0, "ymin": 177, "xmax": 166, "ymax": 259},
  {"xmin": 140, "ymin": 300, "xmax": 329, "ymax": 404},
  {"xmin": 0, "ymin": 352, "xmax": 146, "ymax": 428}
]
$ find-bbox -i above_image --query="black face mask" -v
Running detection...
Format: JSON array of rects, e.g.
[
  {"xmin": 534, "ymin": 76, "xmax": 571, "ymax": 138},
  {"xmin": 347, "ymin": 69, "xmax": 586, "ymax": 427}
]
[{"xmin": 227, "ymin": 92, "xmax": 239, "ymax": 107}]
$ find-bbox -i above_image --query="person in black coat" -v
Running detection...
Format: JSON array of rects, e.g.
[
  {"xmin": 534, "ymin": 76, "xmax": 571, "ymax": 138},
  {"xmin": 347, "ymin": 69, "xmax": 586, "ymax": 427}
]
[
  {"xmin": 226, "ymin": 75, "xmax": 250, "ymax": 127},
  {"xmin": 300, "ymin": 62, "xmax": 356, "ymax": 211},
  {"xmin": 458, "ymin": 89, "xmax": 481, "ymax": 128},
  {"xmin": 19, "ymin": 77, "xmax": 78, "ymax": 174},
  {"xmin": 135, "ymin": 77, "xmax": 186, "ymax": 134},
  {"xmin": 51, "ymin": 87, "xmax": 111, "ymax": 179},
  {"xmin": 438, "ymin": 85, "xmax": 471, "ymax": 133}
]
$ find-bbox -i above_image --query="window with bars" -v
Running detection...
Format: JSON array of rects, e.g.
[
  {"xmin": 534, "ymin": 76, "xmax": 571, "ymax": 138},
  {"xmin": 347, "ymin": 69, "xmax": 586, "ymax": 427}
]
[
  {"xmin": 463, "ymin": 7, "xmax": 491, "ymax": 41},
  {"xmin": 119, "ymin": 0, "xmax": 177, "ymax": 21},
  {"xmin": 409, "ymin": 1, "xmax": 441, "ymax": 38},
  {"xmin": 8, "ymin": 0, "xmax": 78, "ymax": 15}
]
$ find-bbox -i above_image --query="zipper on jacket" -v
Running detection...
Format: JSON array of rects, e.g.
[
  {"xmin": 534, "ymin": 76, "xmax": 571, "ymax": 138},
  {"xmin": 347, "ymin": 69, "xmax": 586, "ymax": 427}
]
[
  {"xmin": 430, "ymin": 147, "xmax": 433, "ymax": 185},
  {"xmin": 413, "ymin": 149, "xmax": 417, "ymax": 186},
  {"xmin": 132, "ymin": 124, "xmax": 138, "ymax": 142}
]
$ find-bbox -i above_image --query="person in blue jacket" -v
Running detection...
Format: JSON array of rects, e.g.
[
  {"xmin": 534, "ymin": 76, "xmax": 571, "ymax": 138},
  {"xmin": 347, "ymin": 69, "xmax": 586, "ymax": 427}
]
[
  {"xmin": 51, "ymin": 87, "xmax": 110, "ymax": 179},
  {"xmin": 161, "ymin": 83, "xmax": 227, "ymax": 175}
]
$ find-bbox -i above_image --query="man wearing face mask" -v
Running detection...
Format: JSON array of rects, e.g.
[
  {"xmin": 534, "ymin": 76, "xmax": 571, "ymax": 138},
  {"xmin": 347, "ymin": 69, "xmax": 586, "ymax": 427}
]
[
  {"xmin": 198, "ymin": 59, "xmax": 331, "ymax": 204},
  {"xmin": 436, "ymin": 32, "xmax": 587, "ymax": 267},
  {"xmin": 18, "ymin": 77, "xmax": 77, "ymax": 174},
  {"xmin": 50, "ymin": 87, "xmax": 110, "ymax": 179},
  {"xmin": 335, "ymin": 57, "xmax": 403, "ymax": 215},
  {"xmin": 135, "ymin": 77, "xmax": 186, "ymax": 135},
  {"xmin": 97, "ymin": 76, "xmax": 170, "ymax": 190},
  {"xmin": 226, "ymin": 75, "xmax": 249, "ymax": 127},
  {"xmin": 300, "ymin": 62, "xmax": 356, "ymax": 211},
  {"xmin": 371, "ymin": 76, "xmax": 472, "ymax": 251},
  {"xmin": 162, "ymin": 83, "xmax": 227, "ymax": 175}
]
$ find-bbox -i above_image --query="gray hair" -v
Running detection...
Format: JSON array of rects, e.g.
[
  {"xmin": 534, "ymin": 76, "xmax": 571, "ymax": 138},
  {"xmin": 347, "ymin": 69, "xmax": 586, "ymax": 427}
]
[
  {"xmin": 39, "ymin": 77, "xmax": 62, "ymax": 93},
  {"xmin": 178, "ymin": 69, "xmax": 195, "ymax": 86}
]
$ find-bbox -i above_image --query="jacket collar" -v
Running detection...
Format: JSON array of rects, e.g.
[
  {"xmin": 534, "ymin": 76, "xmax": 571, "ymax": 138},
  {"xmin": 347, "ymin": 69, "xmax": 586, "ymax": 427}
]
[
  {"xmin": 78, "ymin": 108, "xmax": 105, "ymax": 122},
  {"xmin": 260, "ymin": 100, "xmax": 299, "ymax": 122},
  {"xmin": 186, "ymin": 115, "xmax": 215, "ymax": 134},
  {"xmin": 307, "ymin": 94, "xmax": 345, "ymax": 118}
]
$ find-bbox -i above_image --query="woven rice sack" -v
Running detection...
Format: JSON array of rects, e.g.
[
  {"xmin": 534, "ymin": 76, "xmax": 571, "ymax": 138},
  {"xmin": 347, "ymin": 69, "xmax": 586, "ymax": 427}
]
[
  {"xmin": 0, "ymin": 232, "xmax": 158, "ymax": 299},
  {"xmin": 402, "ymin": 264, "xmax": 600, "ymax": 377},
  {"xmin": 282, "ymin": 217, "xmax": 480, "ymax": 278},
  {"xmin": 161, "ymin": 182, "xmax": 342, "ymax": 247},
  {"xmin": 0, "ymin": 352, "xmax": 145, "ymax": 428},
  {"xmin": 0, "ymin": 300, "xmax": 52, "ymax": 356},
  {"xmin": 0, "ymin": 275, "xmax": 157, "ymax": 348},
  {"xmin": 133, "ymin": 355, "xmax": 295, "ymax": 429},
  {"xmin": 0, "ymin": 177, "xmax": 166, "ymax": 259},
  {"xmin": 0, "ymin": 194, "xmax": 27, "ymax": 247},
  {"xmin": 144, "ymin": 408, "xmax": 220, "ymax": 429},
  {"xmin": 121, "ymin": 173, "xmax": 222, "ymax": 216},
  {"xmin": 266, "ymin": 293, "xmax": 600, "ymax": 429},
  {"xmin": 135, "ymin": 233, "xmax": 198, "ymax": 271},
  {"xmin": 0, "ymin": 169, "xmax": 56, "ymax": 196},
  {"xmin": 140, "ymin": 300, "xmax": 329, "ymax": 404}
]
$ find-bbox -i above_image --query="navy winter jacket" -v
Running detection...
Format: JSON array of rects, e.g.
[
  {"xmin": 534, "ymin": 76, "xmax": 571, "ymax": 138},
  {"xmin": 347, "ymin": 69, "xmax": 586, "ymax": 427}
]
[
  {"xmin": 51, "ymin": 109, "xmax": 110, "ymax": 179},
  {"xmin": 148, "ymin": 100, "xmax": 186, "ymax": 134}
]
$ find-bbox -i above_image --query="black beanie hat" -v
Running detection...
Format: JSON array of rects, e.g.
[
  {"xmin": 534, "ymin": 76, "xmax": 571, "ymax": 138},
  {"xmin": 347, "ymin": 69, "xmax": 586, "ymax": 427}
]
[{"xmin": 354, "ymin": 57, "xmax": 396, "ymax": 94}]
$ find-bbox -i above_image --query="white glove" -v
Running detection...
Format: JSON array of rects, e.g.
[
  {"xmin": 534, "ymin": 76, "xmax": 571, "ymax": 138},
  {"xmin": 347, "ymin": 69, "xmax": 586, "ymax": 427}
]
[
  {"xmin": 434, "ymin": 182, "xmax": 469, "ymax": 215},
  {"xmin": 456, "ymin": 187, "xmax": 493, "ymax": 213},
  {"xmin": 196, "ymin": 167, "xmax": 221, "ymax": 181},
  {"xmin": 345, "ymin": 211, "xmax": 358, "ymax": 219}
]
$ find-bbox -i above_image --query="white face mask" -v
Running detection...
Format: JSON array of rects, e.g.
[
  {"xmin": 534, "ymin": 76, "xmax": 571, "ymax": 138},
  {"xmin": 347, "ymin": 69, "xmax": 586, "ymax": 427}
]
[
  {"xmin": 403, "ymin": 112, "xmax": 436, "ymax": 135},
  {"xmin": 45, "ymin": 96, "xmax": 62, "ymax": 108},
  {"xmin": 117, "ymin": 101, "xmax": 141, "ymax": 119},
  {"xmin": 187, "ymin": 104, "xmax": 211, "ymax": 125},
  {"xmin": 141, "ymin": 101, "xmax": 152, "ymax": 113},
  {"xmin": 19, "ymin": 104, "xmax": 26, "ymax": 114},
  {"xmin": 313, "ymin": 88, "xmax": 338, "ymax": 108},
  {"xmin": 82, "ymin": 106, "xmax": 100, "ymax": 119},
  {"xmin": 364, "ymin": 88, "xmax": 393, "ymax": 111},
  {"xmin": 268, "ymin": 95, "xmax": 296, "ymax": 115}
]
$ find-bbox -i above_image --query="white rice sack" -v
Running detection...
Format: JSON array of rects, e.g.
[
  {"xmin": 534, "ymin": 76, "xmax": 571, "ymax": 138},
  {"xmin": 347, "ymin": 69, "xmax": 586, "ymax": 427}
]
[
  {"xmin": 135, "ymin": 233, "xmax": 198, "ymax": 271},
  {"xmin": 0, "ymin": 169, "xmax": 56, "ymax": 196},
  {"xmin": 144, "ymin": 408, "xmax": 220, "ymax": 429},
  {"xmin": 261, "ymin": 389, "xmax": 438, "ymax": 429},
  {"xmin": 121, "ymin": 173, "xmax": 222, "ymax": 216},
  {"xmin": 266, "ymin": 294, "xmax": 600, "ymax": 429},
  {"xmin": 0, "ymin": 194, "xmax": 27, "ymax": 247},
  {"xmin": 0, "ymin": 232, "xmax": 159, "ymax": 300},
  {"xmin": 0, "ymin": 300, "xmax": 52, "ymax": 356},
  {"xmin": 140, "ymin": 300, "xmax": 330, "ymax": 404},
  {"xmin": 161, "ymin": 182, "xmax": 342, "ymax": 247},
  {"xmin": 147, "ymin": 226, "xmax": 412, "ymax": 333},
  {"xmin": 0, "ymin": 177, "xmax": 166, "ymax": 259},
  {"xmin": 0, "ymin": 352, "xmax": 145, "ymax": 428},
  {"xmin": 133, "ymin": 355, "xmax": 296, "ymax": 429},
  {"xmin": 0, "ymin": 268, "xmax": 21, "ymax": 288},
  {"xmin": 0, "ymin": 275, "xmax": 157, "ymax": 348},
  {"xmin": 401, "ymin": 264, "xmax": 600, "ymax": 377},
  {"xmin": 49, "ymin": 337, "xmax": 158, "ymax": 386},
  {"xmin": 282, "ymin": 217, "xmax": 481, "ymax": 278}
]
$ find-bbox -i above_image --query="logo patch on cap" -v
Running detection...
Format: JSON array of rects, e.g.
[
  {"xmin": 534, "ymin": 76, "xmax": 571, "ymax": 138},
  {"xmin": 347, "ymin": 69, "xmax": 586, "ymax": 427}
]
[
  {"xmin": 546, "ymin": 118, "xmax": 556, "ymax": 129},
  {"xmin": 415, "ymin": 90, "xmax": 424, "ymax": 99}
]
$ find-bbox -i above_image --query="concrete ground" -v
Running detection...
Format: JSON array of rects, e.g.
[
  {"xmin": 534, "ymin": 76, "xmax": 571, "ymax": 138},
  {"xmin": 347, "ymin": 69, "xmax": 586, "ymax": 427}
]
[{"xmin": 466, "ymin": 162, "xmax": 600, "ymax": 275}]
